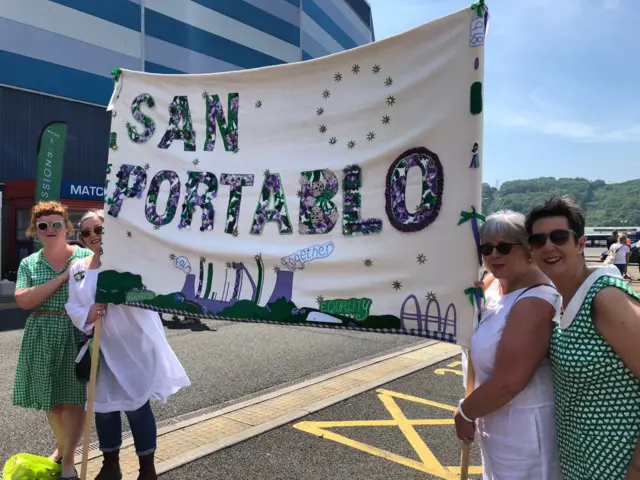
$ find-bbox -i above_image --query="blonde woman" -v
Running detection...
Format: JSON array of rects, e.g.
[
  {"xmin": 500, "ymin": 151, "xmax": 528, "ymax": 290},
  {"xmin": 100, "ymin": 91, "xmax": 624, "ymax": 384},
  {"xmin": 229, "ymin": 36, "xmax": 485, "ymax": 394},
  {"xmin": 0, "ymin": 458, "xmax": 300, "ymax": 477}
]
[
  {"xmin": 65, "ymin": 209, "xmax": 190, "ymax": 479},
  {"xmin": 13, "ymin": 201, "xmax": 91, "ymax": 480},
  {"xmin": 454, "ymin": 211, "xmax": 562, "ymax": 479}
]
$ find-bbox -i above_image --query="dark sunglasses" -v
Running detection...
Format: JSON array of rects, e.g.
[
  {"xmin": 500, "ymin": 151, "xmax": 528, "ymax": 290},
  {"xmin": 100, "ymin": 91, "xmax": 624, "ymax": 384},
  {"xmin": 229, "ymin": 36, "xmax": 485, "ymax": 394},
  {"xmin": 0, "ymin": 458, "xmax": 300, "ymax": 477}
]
[
  {"xmin": 37, "ymin": 221, "xmax": 65, "ymax": 232},
  {"xmin": 80, "ymin": 226, "xmax": 104, "ymax": 238},
  {"xmin": 528, "ymin": 229, "xmax": 573, "ymax": 249},
  {"xmin": 480, "ymin": 242, "xmax": 521, "ymax": 256}
]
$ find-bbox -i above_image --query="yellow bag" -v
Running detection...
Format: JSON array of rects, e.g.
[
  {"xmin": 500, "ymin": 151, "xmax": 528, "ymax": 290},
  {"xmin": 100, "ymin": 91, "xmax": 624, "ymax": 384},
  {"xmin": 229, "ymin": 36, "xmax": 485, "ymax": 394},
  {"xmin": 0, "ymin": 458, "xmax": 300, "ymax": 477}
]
[{"xmin": 2, "ymin": 453, "xmax": 61, "ymax": 479}]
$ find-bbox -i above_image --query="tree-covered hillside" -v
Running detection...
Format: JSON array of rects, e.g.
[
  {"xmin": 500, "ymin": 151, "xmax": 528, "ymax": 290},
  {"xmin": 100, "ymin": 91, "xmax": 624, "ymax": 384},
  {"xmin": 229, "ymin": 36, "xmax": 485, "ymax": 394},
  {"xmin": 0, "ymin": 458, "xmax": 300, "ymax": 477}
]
[{"xmin": 482, "ymin": 177, "xmax": 640, "ymax": 226}]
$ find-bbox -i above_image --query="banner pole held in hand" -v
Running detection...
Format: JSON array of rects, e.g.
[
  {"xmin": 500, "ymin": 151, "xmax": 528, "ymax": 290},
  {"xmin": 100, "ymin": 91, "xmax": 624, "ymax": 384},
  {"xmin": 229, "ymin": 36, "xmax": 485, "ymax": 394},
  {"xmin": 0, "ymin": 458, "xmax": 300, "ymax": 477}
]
[
  {"xmin": 80, "ymin": 315, "xmax": 102, "ymax": 480},
  {"xmin": 459, "ymin": 352, "xmax": 475, "ymax": 479}
]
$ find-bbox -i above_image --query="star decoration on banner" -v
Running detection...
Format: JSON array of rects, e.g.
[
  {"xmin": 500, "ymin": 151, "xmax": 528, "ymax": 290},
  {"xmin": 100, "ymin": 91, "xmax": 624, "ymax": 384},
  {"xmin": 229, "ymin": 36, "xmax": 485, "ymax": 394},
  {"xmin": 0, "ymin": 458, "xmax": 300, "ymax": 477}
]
[
  {"xmin": 382, "ymin": 115, "xmax": 391, "ymax": 125},
  {"xmin": 273, "ymin": 266, "xmax": 280, "ymax": 274},
  {"xmin": 322, "ymin": 89, "xmax": 331, "ymax": 99},
  {"xmin": 334, "ymin": 72, "xmax": 343, "ymax": 82},
  {"xmin": 366, "ymin": 131, "xmax": 376, "ymax": 142},
  {"xmin": 329, "ymin": 137, "xmax": 338, "ymax": 146},
  {"xmin": 199, "ymin": 256, "xmax": 207, "ymax": 263},
  {"xmin": 363, "ymin": 259, "xmax": 373, "ymax": 267},
  {"xmin": 316, "ymin": 107, "xmax": 324, "ymax": 116},
  {"xmin": 254, "ymin": 253, "xmax": 263, "ymax": 262},
  {"xmin": 169, "ymin": 253, "xmax": 177, "ymax": 261},
  {"xmin": 225, "ymin": 261, "xmax": 233, "ymax": 269},
  {"xmin": 112, "ymin": 111, "xmax": 118, "ymax": 118},
  {"xmin": 319, "ymin": 124, "xmax": 328, "ymax": 134},
  {"xmin": 351, "ymin": 64, "xmax": 360, "ymax": 74},
  {"xmin": 125, "ymin": 121, "xmax": 132, "ymax": 129},
  {"xmin": 417, "ymin": 253, "xmax": 427, "ymax": 265},
  {"xmin": 347, "ymin": 140, "xmax": 356, "ymax": 149},
  {"xmin": 232, "ymin": 229, "xmax": 240, "ymax": 238},
  {"xmin": 254, "ymin": 100, "xmax": 263, "ymax": 108},
  {"xmin": 144, "ymin": 163, "xmax": 151, "ymax": 170},
  {"xmin": 386, "ymin": 95, "xmax": 396, "ymax": 106},
  {"xmin": 126, "ymin": 231, "xmax": 132, "ymax": 238},
  {"xmin": 426, "ymin": 291, "xmax": 437, "ymax": 301},
  {"xmin": 263, "ymin": 169, "xmax": 271, "ymax": 177},
  {"xmin": 296, "ymin": 189, "xmax": 303, "ymax": 198},
  {"xmin": 192, "ymin": 158, "xmax": 200, "ymax": 166},
  {"xmin": 201, "ymin": 91, "xmax": 209, "ymax": 99},
  {"xmin": 372, "ymin": 64, "xmax": 381, "ymax": 74},
  {"xmin": 316, "ymin": 295, "xmax": 325, "ymax": 305},
  {"xmin": 110, "ymin": 145, "xmax": 118, "ymax": 152},
  {"xmin": 153, "ymin": 225, "xmax": 160, "ymax": 231},
  {"xmin": 384, "ymin": 77, "xmax": 393, "ymax": 87},
  {"xmin": 392, "ymin": 280, "xmax": 403, "ymax": 291}
]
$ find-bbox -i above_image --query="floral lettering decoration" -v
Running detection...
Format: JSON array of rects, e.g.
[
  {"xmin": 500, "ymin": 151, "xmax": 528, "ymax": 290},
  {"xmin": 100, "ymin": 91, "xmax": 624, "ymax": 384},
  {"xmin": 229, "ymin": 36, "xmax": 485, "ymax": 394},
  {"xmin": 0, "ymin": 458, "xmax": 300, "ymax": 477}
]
[
  {"xmin": 157, "ymin": 96, "xmax": 196, "ymax": 151},
  {"xmin": 220, "ymin": 174, "xmax": 254, "ymax": 235},
  {"xmin": 342, "ymin": 165, "xmax": 383, "ymax": 236},
  {"xmin": 299, "ymin": 169, "xmax": 339, "ymax": 235},
  {"xmin": 385, "ymin": 147, "xmax": 443, "ymax": 233},
  {"xmin": 178, "ymin": 171, "xmax": 218, "ymax": 231},
  {"xmin": 204, "ymin": 93, "xmax": 239, "ymax": 153},
  {"xmin": 250, "ymin": 173, "xmax": 293, "ymax": 235},
  {"xmin": 145, "ymin": 170, "xmax": 181, "ymax": 227},
  {"xmin": 126, "ymin": 94, "xmax": 156, "ymax": 144},
  {"xmin": 106, "ymin": 164, "xmax": 148, "ymax": 218}
]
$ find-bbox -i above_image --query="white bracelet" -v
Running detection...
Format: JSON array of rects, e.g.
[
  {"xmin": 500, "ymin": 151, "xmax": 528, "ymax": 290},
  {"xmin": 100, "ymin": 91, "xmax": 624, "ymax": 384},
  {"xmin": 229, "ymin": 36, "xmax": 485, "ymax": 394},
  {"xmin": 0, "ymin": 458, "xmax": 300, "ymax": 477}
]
[{"xmin": 458, "ymin": 400, "xmax": 475, "ymax": 423}]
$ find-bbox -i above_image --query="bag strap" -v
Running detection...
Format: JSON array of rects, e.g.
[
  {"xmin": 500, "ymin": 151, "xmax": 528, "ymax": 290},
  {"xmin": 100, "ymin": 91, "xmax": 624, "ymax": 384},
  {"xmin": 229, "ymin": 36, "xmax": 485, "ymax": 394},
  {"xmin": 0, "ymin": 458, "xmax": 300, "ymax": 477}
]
[{"xmin": 514, "ymin": 283, "xmax": 558, "ymax": 302}]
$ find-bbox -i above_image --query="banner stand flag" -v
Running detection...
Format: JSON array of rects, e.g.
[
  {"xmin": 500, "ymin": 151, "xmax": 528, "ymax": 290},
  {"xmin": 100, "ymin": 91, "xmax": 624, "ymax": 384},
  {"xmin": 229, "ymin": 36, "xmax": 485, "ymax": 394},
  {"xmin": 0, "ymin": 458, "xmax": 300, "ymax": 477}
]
[
  {"xmin": 33, "ymin": 121, "xmax": 68, "ymax": 250},
  {"xmin": 97, "ymin": 4, "xmax": 487, "ymax": 349}
]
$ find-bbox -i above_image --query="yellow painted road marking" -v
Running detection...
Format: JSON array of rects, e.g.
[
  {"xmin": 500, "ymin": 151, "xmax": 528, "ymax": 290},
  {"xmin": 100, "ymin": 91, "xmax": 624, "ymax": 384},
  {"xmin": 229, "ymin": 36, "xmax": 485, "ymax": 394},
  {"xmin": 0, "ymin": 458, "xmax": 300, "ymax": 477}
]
[
  {"xmin": 435, "ymin": 360, "xmax": 463, "ymax": 376},
  {"xmin": 293, "ymin": 387, "xmax": 482, "ymax": 479}
]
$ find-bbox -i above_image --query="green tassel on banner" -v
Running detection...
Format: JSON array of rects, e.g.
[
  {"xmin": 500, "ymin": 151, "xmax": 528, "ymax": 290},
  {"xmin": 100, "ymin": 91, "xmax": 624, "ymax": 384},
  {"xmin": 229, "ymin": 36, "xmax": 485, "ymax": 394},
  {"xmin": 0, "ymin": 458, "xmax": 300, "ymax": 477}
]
[
  {"xmin": 470, "ymin": 0, "xmax": 486, "ymax": 17},
  {"xmin": 111, "ymin": 67, "xmax": 122, "ymax": 83}
]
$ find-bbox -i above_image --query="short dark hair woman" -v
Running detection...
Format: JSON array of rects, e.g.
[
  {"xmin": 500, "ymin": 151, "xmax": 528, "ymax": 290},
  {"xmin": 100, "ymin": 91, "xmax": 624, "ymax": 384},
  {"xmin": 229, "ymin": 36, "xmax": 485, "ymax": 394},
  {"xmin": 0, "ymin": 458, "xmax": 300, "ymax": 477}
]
[{"xmin": 526, "ymin": 196, "xmax": 640, "ymax": 480}]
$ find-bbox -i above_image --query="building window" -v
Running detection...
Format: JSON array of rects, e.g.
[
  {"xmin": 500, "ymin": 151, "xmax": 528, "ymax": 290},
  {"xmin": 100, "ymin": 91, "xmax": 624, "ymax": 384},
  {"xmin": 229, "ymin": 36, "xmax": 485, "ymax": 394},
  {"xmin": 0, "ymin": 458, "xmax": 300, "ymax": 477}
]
[{"xmin": 15, "ymin": 209, "xmax": 30, "ymax": 242}]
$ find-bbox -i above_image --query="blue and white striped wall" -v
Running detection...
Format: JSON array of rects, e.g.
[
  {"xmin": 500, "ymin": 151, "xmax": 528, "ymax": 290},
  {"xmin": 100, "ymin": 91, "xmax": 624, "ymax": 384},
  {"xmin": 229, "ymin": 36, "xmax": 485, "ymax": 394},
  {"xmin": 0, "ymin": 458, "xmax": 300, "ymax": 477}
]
[{"xmin": 0, "ymin": 0, "xmax": 373, "ymax": 107}]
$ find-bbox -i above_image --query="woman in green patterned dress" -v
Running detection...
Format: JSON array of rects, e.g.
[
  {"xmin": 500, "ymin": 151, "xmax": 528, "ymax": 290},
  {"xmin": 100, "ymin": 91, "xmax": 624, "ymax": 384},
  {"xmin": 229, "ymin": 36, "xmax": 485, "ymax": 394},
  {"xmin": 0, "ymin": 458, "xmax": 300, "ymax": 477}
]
[
  {"xmin": 525, "ymin": 196, "xmax": 640, "ymax": 480},
  {"xmin": 13, "ymin": 201, "xmax": 92, "ymax": 480}
]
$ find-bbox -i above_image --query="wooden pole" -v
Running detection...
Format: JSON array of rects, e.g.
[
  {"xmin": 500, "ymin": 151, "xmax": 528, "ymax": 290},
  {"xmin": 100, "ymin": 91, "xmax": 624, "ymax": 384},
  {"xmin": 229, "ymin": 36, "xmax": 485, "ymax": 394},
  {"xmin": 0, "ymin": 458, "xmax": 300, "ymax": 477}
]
[
  {"xmin": 459, "ymin": 351, "xmax": 476, "ymax": 480},
  {"xmin": 80, "ymin": 316, "xmax": 102, "ymax": 480}
]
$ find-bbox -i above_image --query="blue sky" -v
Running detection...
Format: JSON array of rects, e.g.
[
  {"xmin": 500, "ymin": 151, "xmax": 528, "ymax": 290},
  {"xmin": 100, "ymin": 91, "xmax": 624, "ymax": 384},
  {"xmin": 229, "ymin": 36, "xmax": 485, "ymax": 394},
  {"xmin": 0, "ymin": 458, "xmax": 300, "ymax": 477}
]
[{"xmin": 369, "ymin": 0, "xmax": 639, "ymax": 186}]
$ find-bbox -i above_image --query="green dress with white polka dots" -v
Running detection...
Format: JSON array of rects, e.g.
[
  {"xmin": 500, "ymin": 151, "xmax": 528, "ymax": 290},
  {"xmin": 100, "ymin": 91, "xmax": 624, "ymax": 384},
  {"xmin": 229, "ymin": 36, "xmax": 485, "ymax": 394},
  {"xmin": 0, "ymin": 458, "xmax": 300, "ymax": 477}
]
[
  {"xmin": 13, "ymin": 247, "xmax": 92, "ymax": 411},
  {"xmin": 550, "ymin": 276, "xmax": 640, "ymax": 480}
]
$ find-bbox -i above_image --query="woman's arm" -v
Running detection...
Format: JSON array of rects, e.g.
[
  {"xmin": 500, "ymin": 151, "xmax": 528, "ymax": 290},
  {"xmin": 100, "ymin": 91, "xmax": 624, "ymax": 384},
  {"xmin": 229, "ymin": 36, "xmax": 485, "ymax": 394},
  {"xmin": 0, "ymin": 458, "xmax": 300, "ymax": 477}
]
[
  {"xmin": 460, "ymin": 296, "xmax": 555, "ymax": 419},
  {"xmin": 14, "ymin": 262, "xmax": 70, "ymax": 311},
  {"xmin": 592, "ymin": 288, "xmax": 640, "ymax": 478}
]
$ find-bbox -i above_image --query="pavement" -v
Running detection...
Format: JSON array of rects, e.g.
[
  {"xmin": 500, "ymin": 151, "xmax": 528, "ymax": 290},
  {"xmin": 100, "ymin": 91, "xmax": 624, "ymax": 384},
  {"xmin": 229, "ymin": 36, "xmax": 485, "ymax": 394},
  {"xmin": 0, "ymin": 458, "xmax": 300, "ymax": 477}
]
[
  {"xmin": 156, "ymin": 351, "xmax": 478, "ymax": 480},
  {"xmin": 72, "ymin": 341, "xmax": 463, "ymax": 479},
  {"xmin": 0, "ymin": 316, "xmax": 425, "ymax": 470}
]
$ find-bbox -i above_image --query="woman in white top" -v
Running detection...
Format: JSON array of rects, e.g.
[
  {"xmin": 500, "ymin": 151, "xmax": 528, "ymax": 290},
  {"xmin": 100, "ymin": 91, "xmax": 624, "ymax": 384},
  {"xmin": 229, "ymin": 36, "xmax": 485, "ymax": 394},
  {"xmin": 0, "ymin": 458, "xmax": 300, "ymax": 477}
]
[
  {"xmin": 454, "ymin": 211, "xmax": 563, "ymax": 480},
  {"xmin": 65, "ymin": 209, "xmax": 190, "ymax": 480},
  {"xmin": 608, "ymin": 233, "xmax": 631, "ymax": 277}
]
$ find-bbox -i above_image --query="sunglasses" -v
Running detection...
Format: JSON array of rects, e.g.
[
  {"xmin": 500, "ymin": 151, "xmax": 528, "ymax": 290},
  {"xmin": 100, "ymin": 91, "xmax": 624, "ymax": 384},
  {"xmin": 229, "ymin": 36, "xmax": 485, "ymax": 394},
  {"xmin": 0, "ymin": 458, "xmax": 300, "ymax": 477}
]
[
  {"xmin": 480, "ymin": 242, "xmax": 521, "ymax": 256},
  {"xmin": 37, "ymin": 221, "xmax": 65, "ymax": 232},
  {"xmin": 528, "ymin": 229, "xmax": 574, "ymax": 249},
  {"xmin": 80, "ymin": 226, "xmax": 104, "ymax": 238}
]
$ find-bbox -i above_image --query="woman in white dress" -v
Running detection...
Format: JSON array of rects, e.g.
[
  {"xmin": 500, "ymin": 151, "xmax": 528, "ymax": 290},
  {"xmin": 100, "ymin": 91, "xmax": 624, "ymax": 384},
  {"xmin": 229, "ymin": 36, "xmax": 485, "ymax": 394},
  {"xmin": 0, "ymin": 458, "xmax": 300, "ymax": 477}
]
[
  {"xmin": 65, "ymin": 209, "xmax": 190, "ymax": 480},
  {"xmin": 453, "ymin": 211, "xmax": 563, "ymax": 479}
]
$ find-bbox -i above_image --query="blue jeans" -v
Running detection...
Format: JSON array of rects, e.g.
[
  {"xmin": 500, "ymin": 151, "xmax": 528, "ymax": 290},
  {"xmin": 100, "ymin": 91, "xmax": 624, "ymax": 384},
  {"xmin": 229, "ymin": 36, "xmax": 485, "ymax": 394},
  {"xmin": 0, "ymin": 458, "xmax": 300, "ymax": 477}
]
[{"xmin": 95, "ymin": 401, "xmax": 157, "ymax": 456}]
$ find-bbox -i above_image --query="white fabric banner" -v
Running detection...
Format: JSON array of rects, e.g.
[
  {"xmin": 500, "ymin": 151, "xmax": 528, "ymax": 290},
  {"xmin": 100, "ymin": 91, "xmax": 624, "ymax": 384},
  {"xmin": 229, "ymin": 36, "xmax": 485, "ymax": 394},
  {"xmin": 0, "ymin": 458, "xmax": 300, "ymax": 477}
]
[{"xmin": 99, "ymin": 6, "xmax": 486, "ymax": 347}]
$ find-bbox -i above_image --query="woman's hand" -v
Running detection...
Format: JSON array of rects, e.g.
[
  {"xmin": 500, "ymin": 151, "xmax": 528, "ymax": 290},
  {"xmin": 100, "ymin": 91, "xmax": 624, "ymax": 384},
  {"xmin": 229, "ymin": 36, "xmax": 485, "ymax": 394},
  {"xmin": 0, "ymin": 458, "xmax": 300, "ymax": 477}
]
[
  {"xmin": 59, "ymin": 268, "xmax": 71, "ymax": 284},
  {"xmin": 454, "ymin": 409, "xmax": 475, "ymax": 445},
  {"xmin": 87, "ymin": 303, "xmax": 107, "ymax": 324}
]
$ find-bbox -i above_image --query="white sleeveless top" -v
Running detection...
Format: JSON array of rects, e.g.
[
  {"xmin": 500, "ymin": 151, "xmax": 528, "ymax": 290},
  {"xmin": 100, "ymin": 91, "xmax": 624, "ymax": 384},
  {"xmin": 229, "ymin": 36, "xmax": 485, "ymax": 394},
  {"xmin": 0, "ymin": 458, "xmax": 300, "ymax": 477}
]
[{"xmin": 470, "ymin": 280, "xmax": 563, "ymax": 480}]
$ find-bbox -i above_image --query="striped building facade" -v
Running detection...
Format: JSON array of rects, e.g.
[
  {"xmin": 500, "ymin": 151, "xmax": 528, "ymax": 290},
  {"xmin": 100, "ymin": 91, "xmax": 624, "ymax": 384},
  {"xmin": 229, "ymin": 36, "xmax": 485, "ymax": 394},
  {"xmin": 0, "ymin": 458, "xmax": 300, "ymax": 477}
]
[{"xmin": 0, "ymin": 0, "xmax": 373, "ymax": 276}]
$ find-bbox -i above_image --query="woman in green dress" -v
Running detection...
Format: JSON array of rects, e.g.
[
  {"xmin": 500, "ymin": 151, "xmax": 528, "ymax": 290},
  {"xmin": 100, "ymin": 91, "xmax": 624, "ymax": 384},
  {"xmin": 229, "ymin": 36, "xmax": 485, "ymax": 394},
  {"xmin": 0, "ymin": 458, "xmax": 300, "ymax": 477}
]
[
  {"xmin": 14, "ymin": 201, "xmax": 92, "ymax": 480},
  {"xmin": 525, "ymin": 196, "xmax": 640, "ymax": 480}
]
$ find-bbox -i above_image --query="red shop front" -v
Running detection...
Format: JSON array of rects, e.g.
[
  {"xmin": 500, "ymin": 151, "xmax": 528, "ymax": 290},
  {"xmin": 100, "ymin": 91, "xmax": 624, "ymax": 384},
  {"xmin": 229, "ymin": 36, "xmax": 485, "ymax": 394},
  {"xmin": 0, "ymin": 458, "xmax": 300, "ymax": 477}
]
[{"xmin": 3, "ymin": 179, "xmax": 104, "ymax": 275}]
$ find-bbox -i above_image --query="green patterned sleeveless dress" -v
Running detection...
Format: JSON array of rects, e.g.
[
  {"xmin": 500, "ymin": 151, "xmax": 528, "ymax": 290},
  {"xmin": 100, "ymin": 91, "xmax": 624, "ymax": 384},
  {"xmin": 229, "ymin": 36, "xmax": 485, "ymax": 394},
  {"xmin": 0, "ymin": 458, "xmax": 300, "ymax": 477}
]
[
  {"xmin": 13, "ymin": 247, "xmax": 92, "ymax": 411},
  {"xmin": 550, "ymin": 276, "xmax": 640, "ymax": 480}
]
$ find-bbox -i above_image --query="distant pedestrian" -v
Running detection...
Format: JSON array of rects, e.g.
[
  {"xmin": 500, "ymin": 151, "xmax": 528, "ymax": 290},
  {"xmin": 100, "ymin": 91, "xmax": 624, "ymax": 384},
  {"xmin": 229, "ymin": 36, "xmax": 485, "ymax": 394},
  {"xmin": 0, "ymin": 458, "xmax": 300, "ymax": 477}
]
[
  {"xmin": 608, "ymin": 233, "xmax": 631, "ymax": 277},
  {"xmin": 526, "ymin": 196, "xmax": 640, "ymax": 480},
  {"xmin": 606, "ymin": 230, "xmax": 618, "ymax": 249},
  {"xmin": 65, "ymin": 209, "xmax": 190, "ymax": 480},
  {"xmin": 454, "ymin": 210, "xmax": 562, "ymax": 479},
  {"xmin": 13, "ymin": 201, "xmax": 91, "ymax": 480}
]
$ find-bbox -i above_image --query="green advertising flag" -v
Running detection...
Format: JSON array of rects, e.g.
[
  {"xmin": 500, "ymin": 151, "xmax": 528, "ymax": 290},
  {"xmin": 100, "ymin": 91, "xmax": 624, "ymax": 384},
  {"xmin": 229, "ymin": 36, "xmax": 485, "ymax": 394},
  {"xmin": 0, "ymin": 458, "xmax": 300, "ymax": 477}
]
[
  {"xmin": 34, "ymin": 121, "xmax": 67, "ymax": 202},
  {"xmin": 33, "ymin": 121, "xmax": 67, "ymax": 250}
]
